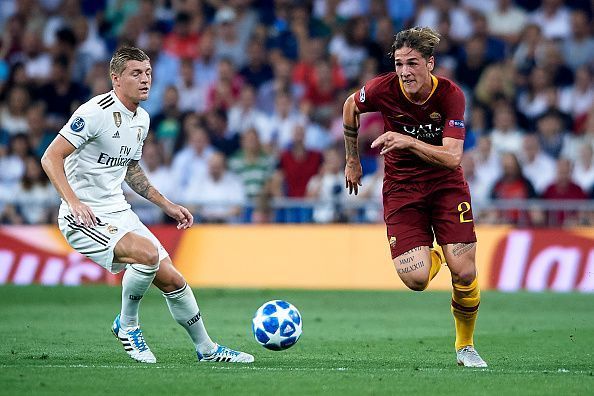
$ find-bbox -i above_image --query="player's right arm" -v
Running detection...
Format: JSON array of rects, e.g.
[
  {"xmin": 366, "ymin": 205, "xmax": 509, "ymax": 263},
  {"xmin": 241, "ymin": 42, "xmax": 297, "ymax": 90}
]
[
  {"xmin": 343, "ymin": 92, "xmax": 363, "ymax": 195},
  {"xmin": 41, "ymin": 135, "xmax": 97, "ymax": 227}
]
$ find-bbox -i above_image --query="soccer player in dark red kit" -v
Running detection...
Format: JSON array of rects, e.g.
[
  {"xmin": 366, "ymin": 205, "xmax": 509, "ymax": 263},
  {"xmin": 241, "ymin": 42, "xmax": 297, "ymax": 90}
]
[{"xmin": 342, "ymin": 27, "xmax": 487, "ymax": 367}]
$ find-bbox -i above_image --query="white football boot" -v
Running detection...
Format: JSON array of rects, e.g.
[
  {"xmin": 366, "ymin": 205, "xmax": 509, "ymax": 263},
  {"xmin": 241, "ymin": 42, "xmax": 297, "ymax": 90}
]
[
  {"xmin": 197, "ymin": 344, "xmax": 254, "ymax": 363},
  {"xmin": 112, "ymin": 314, "xmax": 156, "ymax": 363},
  {"xmin": 456, "ymin": 346, "xmax": 488, "ymax": 368}
]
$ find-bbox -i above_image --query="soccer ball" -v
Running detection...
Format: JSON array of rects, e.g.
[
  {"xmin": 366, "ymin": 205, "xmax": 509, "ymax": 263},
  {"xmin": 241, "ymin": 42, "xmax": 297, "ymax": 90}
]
[{"xmin": 252, "ymin": 300, "xmax": 302, "ymax": 351}]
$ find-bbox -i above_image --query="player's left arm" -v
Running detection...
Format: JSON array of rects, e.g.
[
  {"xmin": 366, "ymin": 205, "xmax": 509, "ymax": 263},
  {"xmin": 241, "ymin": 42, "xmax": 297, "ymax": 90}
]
[{"xmin": 125, "ymin": 160, "xmax": 193, "ymax": 229}]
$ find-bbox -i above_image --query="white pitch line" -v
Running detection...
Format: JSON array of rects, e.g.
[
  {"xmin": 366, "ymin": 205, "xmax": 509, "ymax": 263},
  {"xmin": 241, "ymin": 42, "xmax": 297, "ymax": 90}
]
[{"xmin": 0, "ymin": 365, "xmax": 591, "ymax": 375}]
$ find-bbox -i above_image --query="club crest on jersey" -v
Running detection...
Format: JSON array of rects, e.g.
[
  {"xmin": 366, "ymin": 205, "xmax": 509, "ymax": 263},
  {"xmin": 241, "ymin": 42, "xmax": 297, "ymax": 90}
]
[
  {"xmin": 389, "ymin": 236, "xmax": 397, "ymax": 247},
  {"xmin": 359, "ymin": 87, "xmax": 365, "ymax": 102},
  {"xmin": 113, "ymin": 112, "xmax": 122, "ymax": 127},
  {"xmin": 430, "ymin": 112, "xmax": 442, "ymax": 123},
  {"xmin": 448, "ymin": 119, "xmax": 465, "ymax": 128},
  {"xmin": 137, "ymin": 128, "xmax": 142, "ymax": 142},
  {"xmin": 70, "ymin": 117, "xmax": 85, "ymax": 132}
]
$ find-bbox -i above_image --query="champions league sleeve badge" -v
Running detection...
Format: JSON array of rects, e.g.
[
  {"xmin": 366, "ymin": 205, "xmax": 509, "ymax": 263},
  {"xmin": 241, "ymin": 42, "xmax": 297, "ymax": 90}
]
[{"xmin": 70, "ymin": 117, "xmax": 85, "ymax": 132}]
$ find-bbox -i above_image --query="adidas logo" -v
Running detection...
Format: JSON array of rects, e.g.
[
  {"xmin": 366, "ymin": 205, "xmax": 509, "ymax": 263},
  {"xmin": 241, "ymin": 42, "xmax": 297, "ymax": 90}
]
[{"xmin": 112, "ymin": 131, "xmax": 120, "ymax": 138}]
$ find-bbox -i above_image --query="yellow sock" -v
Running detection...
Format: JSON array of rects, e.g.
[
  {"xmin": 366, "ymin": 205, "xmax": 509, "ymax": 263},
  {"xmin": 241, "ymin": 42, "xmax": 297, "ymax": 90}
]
[
  {"xmin": 451, "ymin": 277, "xmax": 480, "ymax": 350},
  {"xmin": 429, "ymin": 247, "xmax": 445, "ymax": 281}
]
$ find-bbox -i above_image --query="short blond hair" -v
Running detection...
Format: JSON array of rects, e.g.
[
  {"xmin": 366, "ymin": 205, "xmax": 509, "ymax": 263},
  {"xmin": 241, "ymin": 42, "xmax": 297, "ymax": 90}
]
[
  {"xmin": 390, "ymin": 27, "xmax": 441, "ymax": 60},
  {"xmin": 109, "ymin": 46, "xmax": 150, "ymax": 76}
]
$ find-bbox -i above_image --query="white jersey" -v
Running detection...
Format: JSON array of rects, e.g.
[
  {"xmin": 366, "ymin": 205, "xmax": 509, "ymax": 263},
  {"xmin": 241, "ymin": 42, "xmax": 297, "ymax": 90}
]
[{"xmin": 58, "ymin": 91, "xmax": 150, "ymax": 215}]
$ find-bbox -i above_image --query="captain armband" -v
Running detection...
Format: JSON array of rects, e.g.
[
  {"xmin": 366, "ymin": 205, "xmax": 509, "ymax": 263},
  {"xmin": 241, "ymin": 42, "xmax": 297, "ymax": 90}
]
[{"xmin": 343, "ymin": 123, "xmax": 359, "ymax": 139}]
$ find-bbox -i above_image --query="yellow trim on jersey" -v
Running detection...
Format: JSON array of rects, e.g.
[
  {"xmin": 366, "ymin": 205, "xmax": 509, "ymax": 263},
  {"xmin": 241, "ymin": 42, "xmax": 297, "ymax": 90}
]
[{"xmin": 399, "ymin": 74, "xmax": 439, "ymax": 105}]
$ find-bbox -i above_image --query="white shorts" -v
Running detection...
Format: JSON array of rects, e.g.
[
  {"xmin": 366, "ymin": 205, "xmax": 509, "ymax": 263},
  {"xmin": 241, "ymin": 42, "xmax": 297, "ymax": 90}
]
[{"xmin": 58, "ymin": 209, "xmax": 169, "ymax": 274}]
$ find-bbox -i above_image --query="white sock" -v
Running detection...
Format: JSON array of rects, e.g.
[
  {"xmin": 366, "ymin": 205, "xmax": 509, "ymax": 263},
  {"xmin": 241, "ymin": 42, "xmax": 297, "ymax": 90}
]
[
  {"xmin": 120, "ymin": 264, "xmax": 158, "ymax": 329},
  {"xmin": 163, "ymin": 283, "xmax": 217, "ymax": 355}
]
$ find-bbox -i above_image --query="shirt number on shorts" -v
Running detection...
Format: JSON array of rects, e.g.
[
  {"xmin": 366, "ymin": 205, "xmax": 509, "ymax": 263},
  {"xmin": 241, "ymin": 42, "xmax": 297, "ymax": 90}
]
[{"xmin": 457, "ymin": 201, "xmax": 473, "ymax": 223}]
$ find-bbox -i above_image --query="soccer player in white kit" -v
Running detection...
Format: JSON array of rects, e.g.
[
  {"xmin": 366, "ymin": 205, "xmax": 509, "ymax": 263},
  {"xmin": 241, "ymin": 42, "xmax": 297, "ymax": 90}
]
[{"xmin": 41, "ymin": 46, "xmax": 253, "ymax": 363}]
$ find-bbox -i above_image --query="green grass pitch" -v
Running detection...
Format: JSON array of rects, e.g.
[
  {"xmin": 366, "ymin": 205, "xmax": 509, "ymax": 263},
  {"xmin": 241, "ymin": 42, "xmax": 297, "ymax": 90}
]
[{"xmin": 1, "ymin": 286, "xmax": 593, "ymax": 395}]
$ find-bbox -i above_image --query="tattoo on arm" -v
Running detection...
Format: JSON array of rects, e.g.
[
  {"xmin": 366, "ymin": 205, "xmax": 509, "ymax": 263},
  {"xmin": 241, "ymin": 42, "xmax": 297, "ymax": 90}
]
[
  {"xmin": 125, "ymin": 160, "xmax": 162, "ymax": 202},
  {"xmin": 344, "ymin": 136, "xmax": 360, "ymax": 161},
  {"xmin": 452, "ymin": 243, "xmax": 475, "ymax": 257},
  {"xmin": 343, "ymin": 123, "xmax": 359, "ymax": 139}
]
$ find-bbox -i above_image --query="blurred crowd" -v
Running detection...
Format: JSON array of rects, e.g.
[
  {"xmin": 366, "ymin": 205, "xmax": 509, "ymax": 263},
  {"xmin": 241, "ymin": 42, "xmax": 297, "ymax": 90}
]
[{"xmin": 0, "ymin": 0, "xmax": 592, "ymax": 226}]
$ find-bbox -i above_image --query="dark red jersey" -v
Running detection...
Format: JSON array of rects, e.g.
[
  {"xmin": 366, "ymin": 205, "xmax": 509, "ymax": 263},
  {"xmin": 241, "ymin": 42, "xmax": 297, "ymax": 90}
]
[{"xmin": 354, "ymin": 73, "xmax": 466, "ymax": 183}]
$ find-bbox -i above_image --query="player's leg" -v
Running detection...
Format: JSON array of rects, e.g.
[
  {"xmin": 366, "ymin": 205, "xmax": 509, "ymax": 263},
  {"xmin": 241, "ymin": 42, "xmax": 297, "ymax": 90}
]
[
  {"xmin": 111, "ymin": 232, "xmax": 160, "ymax": 363},
  {"xmin": 153, "ymin": 258, "xmax": 254, "ymax": 363},
  {"xmin": 443, "ymin": 243, "xmax": 486, "ymax": 367},
  {"xmin": 431, "ymin": 179, "xmax": 486, "ymax": 367},
  {"xmin": 385, "ymin": 185, "xmax": 444, "ymax": 290}
]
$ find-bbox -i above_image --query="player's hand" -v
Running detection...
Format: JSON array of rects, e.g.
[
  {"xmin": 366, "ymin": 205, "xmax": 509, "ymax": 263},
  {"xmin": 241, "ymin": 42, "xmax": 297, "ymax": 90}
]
[
  {"xmin": 371, "ymin": 132, "xmax": 413, "ymax": 155},
  {"xmin": 345, "ymin": 160, "xmax": 363, "ymax": 195},
  {"xmin": 68, "ymin": 199, "xmax": 97, "ymax": 227},
  {"xmin": 164, "ymin": 203, "xmax": 194, "ymax": 229}
]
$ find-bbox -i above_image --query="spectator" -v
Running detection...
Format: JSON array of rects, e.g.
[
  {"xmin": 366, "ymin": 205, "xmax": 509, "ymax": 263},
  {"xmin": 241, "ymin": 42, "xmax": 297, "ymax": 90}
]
[
  {"xmin": 140, "ymin": 25, "xmax": 180, "ymax": 116},
  {"xmin": 193, "ymin": 28, "xmax": 219, "ymax": 90},
  {"xmin": 239, "ymin": 39, "xmax": 274, "ymax": 89},
  {"xmin": 264, "ymin": 90, "xmax": 307, "ymax": 151},
  {"xmin": 185, "ymin": 151, "xmax": 246, "ymax": 223},
  {"xmin": 26, "ymin": 103, "xmax": 54, "ymax": 159},
  {"xmin": 558, "ymin": 66, "xmax": 594, "ymax": 133},
  {"xmin": 535, "ymin": 110, "xmax": 570, "ymax": 159},
  {"xmin": 489, "ymin": 102, "xmax": 525, "ymax": 155},
  {"xmin": 414, "ymin": 0, "xmax": 473, "ymax": 43},
  {"xmin": 171, "ymin": 124, "xmax": 215, "ymax": 192},
  {"xmin": 163, "ymin": 12, "xmax": 201, "ymax": 59},
  {"xmin": 206, "ymin": 58, "xmax": 243, "ymax": 111},
  {"xmin": 175, "ymin": 58, "xmax": 207, "ymax": 113},
  {"xmin": 562, "ymin": 10, "xmax": 594, "ymax": 71},
  {"xmin": 328, "ymin": 16, "xmax": 369, "ymax": 83},
  {"xmin": 529, "ymin": 0, "xmax": 571, "ymax": 40},
  {"xmin": 213, "ymin": 7, "xmax": 248, "ymax": 68},
  {"xmin": 354, "ymin": 155, "xmax": 384, "ymax": 223},
  {"xmin": 455, "ymin": 36, "xmax": 491, "ymax": 90},
  {"xmin": 512, "ymin": 23, "xmax": 544, "ymax": 74},
  {"xmin": 0, "ymin": 133, "xmax": 31, "ymax": 191},
  {"xmin": 18, "ymin": 29, "xmax": 52, "ymax": 84},
  {"xmin": 0, "ymin": 85, "xmax": 30, "ymax": 136},
  {"xmin": 572, "ymin": 144, "xmax": 594, "ymax": 194},
  {"xmin": 518, "ymin": 134, "xmax": 556, "ymax": 194},
  {"xmin": 152, "ymin": 85, "xmax": 184, "ymax": 155},
  {"xmin": 489, "ymin": 152, "xmax": 538, "ymax": 225},
  {"xmin": 306, "ymin": 147, "xmax": 349, "ymax": 223},
  {"xmin": 258, "ymin": 55, "xmax": 303, "ymax": 114},
  {"xmin": 516, "ymin": 66, "xmax": 554, "ymax": 126},
  {"xmin": 227, "ymin": 84, "xmax": 271, "ymax": 136},
  {"xmin": 271, "ymin": 123, "xmax": 322, "ymax": 198},
  {"xmin": 228, "ymin": 128, "xmax": 275, "ymax": 200},
  {"xmin": 14, "ymin": 155, "xmax": 59, "ymax": 224},
  {"xmin": 203, "ymin": 108, "xmax": 240, "ymax": 157},
  {"xmin": 541, "ymin": 158, "xmax": 587, "ymax": 226},
  {"xmin": 487, "ymin": 0, "xmax": 528, "ymax": 45},
  {"xmin": 473, "ymin": 62, "xmax": 515, "ymax": 109},
  {"xmin": 35, "ymin": 55, "xmax": 88, "ymax": 130}
]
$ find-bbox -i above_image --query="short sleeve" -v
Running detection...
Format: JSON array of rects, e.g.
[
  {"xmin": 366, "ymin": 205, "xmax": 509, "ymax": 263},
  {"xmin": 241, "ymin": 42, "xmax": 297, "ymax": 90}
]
[
  {"xmin": 442, "ymin": 86, "xmax": 466, "ymax": 140},
  {"xmin": 58, "ymin": 104, "xmax": 101, "ymax": 148},
  {"xmin": 353, "ymin": 75, "xmax": 384, "ymax": 113}
]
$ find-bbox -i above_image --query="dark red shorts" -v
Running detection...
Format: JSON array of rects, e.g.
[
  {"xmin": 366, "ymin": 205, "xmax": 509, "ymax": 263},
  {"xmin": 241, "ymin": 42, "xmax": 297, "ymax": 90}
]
[{"xmin": 383, "ymin": 176, "xmax": 477, "ymax": 258}]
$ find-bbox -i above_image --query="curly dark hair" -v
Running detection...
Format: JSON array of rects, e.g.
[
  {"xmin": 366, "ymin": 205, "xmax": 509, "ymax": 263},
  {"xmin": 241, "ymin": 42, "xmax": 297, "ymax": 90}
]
[{"xmin": 389, "ymin": 27, "xmax": 441, "ymax": 60}]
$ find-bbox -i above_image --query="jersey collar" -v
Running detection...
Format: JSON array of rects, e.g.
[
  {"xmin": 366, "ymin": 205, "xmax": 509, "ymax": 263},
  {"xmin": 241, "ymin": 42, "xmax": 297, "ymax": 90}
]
[
  {"xmin": 399, "ymin": 74, "xmax": 438, "ymax": 105},
  {"xmin": 111, "ymin": 90, "xmax": 137, "ymax": 117}
]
